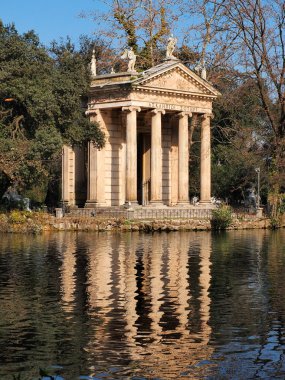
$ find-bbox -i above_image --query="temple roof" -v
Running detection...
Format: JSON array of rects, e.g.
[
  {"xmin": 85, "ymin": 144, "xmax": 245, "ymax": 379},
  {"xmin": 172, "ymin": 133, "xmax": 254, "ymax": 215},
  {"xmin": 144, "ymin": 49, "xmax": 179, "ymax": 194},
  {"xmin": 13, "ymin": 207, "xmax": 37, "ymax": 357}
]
[{"xmin": 90, "ymin": 59, "xmax": 220, "ymax": 99}]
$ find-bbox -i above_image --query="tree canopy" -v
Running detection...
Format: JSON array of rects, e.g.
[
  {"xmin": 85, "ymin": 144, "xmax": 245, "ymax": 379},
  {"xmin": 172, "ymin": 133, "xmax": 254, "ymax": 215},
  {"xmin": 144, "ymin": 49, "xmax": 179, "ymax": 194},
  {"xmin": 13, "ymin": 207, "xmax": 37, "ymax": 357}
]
[{"xmin": 0, "ymin": 23, "xmax": 104, "ymax": 202}]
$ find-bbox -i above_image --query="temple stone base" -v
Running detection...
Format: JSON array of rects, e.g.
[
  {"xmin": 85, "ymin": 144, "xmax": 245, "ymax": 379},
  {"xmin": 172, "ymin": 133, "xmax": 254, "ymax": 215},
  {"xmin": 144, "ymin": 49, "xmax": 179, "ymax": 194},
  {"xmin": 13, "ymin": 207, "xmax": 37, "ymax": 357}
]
[
  {"xmin": 85, "ymin": 201, "xmax": 106, "ymax": 208},
  {"xmin": 177, "ymin": 201, "xmax": 191, "ymax": 207},
  {"xmin": 198, "ymin": 202, "xmax": 216, "ymax": 209}
]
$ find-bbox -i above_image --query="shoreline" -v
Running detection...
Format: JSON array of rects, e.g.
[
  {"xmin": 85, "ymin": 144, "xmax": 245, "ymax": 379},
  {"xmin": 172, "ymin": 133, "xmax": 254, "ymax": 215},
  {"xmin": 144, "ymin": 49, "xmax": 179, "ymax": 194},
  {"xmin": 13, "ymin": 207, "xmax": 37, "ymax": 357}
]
[{"xmin": 0, "ymin": 211, "xmax": 275, "ymax": 233}]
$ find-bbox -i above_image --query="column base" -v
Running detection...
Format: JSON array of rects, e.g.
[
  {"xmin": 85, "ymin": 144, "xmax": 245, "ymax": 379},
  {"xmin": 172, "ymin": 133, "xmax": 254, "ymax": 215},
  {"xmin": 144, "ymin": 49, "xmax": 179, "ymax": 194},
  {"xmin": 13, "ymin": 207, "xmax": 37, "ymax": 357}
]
[
  {"xmin": 61, "ymin": 201, "xmax": 76, "ymax": 209},
  {"xmin": 124, "ymin": 201, "xmax": 139, "ymax": 209},
  {"xmin": 85, "ymin": 201, "xmax": 106, "ymax": 208},
  {"xmin": 177, "ymin": 201, "xmax": 191, "ymax": 207},
  {"xmin": 198, "ymin": 201, "xmax": 215, "ymax": 209},
  {"xmin": 149, "ymin": 200, "xmax": 164, "ymax": 207}
]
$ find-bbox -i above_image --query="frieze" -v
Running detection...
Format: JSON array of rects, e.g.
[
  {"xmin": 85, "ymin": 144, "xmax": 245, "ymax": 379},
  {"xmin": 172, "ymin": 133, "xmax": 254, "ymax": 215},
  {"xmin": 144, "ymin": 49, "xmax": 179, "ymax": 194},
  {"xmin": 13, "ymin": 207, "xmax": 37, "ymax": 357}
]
[
  {"xmin": 147, "ymin": 102, "xmax": 210, "ymax": 113},
  {"xmin": 133, "ymin": 91, "xmax": 211, "ymax": 109}
]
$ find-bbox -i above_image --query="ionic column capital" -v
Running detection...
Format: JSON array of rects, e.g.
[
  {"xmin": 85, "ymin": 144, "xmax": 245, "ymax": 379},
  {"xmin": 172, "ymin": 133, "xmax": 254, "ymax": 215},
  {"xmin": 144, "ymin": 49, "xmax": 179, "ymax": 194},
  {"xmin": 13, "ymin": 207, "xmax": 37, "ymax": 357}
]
[
  {"xmin": 87, "ymin": 109, "xmax": 102, "ymax": 125},
  {"xmin": 201, "ymin": 113, "xmax": 214, "ymax": 121},
  {"xmin": 85, "ymin": 106, "xmax": 101, "ymax": 116},
  {"xmin": 177, "ymin": 111, "xmax": 192, "ymax": 119},
  {"xmin": 149, "ymin": 108, "xmax": 166, "ymax": 115},
  {"xmin": 122, "ymin": 106, "xmax": 141, "ymax": 113}
]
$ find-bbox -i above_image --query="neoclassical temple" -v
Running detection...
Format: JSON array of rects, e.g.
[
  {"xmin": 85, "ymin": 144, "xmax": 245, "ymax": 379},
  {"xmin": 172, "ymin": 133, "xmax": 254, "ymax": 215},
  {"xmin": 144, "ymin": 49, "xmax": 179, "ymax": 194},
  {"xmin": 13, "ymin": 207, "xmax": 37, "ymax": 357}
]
[{"xmin": 61, "ymin": 52, "xmax": 220, "ymax": 208}]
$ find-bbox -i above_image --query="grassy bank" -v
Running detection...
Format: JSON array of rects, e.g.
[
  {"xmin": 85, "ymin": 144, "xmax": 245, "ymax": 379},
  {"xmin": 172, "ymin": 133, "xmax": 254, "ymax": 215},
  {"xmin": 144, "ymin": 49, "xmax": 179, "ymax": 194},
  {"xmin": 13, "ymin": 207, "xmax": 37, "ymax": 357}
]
[{"xmin": 0, "ymin": 210, "xmax": 273, "ymax": 234}]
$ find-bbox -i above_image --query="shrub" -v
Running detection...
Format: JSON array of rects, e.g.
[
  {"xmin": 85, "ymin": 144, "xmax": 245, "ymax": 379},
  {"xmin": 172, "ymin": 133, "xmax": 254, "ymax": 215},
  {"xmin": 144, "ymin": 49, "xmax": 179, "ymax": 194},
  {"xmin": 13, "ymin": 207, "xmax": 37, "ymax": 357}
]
[
  {"xmin": 270, "ymin": 216, "xmax": 281, "ymax": 229},
  {"xmin": 211, "ymin": 206, "xmax": 233, "ymax": 230},
  {"xmin": 9, "ymin": 211, "xmax": 27, "ymax": 224}
]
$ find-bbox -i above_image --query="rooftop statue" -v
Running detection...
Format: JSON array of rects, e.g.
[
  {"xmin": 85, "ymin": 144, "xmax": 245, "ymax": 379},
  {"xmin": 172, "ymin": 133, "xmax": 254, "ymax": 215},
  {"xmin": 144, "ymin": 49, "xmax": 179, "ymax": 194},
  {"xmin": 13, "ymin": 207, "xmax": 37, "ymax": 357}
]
[
  {"xmin": 194, "ymin": 63, "xmax": 207, "ymax": 80},
  {"xmin": 166, "ymin": 34, "xmax": 178, "ymax": 60},
  {"xmin": 121, "ymin": 47, "xmax": 137, "ymax": 72},
  {"xmin": 90, "ymin": 49, "xmax": 97, "ymax": 78}
]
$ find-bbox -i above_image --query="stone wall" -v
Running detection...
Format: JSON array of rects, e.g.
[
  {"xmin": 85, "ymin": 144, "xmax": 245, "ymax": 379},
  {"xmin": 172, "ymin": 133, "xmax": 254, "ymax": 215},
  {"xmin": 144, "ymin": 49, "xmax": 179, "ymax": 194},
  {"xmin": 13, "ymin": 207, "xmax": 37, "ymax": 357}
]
[{"xmin": 51, "ymin": 215, "xmax": 270, "ymax": 232}]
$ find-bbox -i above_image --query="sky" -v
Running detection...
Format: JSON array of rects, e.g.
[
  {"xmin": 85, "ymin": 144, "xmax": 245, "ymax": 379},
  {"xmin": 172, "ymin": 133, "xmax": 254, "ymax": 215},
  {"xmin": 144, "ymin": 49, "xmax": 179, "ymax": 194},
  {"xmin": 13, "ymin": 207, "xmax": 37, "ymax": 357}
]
[{"xmin": 1, "ymin": 0, "xmax": 101, "ymax": 46}]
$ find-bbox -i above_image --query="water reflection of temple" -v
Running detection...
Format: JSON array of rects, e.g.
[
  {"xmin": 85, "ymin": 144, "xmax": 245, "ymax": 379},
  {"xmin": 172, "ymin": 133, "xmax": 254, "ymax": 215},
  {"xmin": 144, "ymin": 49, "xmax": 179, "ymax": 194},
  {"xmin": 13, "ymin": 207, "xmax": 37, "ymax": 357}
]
[
  {"xmin": 59, "ymin": 232, "xmax": 214, "ymax": 378},
  {"xmin": 2, "ymin": 230, "xmax": 285, "ymax": 379}
]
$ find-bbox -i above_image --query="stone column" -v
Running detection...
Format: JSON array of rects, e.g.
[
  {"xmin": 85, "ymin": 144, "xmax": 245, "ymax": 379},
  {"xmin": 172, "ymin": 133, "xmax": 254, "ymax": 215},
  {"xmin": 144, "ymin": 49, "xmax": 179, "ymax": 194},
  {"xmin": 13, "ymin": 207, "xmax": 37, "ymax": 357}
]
[
  {"xmin": 85, "ymin": 109, "xmax": 106, "ymax": 207},
  {"xmin": 122, "ymin": 106, "xmax": 141, "ymax": 206},
  {"xmin": 178, "ymin": 112, "xmax": 191, "ymax": 204},
  {"xmin": 200, "ymin": 114, "xmax": 211, "ymax": 203},
  {"xmin": 150, "ymin": 109, "xmax": 165, "ymax": 205},
  {"xmin": 62, "ymin": 145, "xmax": 75, "ymax": 205}
]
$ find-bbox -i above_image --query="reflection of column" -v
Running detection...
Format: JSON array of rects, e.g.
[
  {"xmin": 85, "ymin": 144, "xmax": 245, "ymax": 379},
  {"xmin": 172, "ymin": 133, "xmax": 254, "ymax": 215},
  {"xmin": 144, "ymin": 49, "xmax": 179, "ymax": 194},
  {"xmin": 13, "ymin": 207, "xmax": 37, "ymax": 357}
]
[
  {"xmin": 62, "ymin": 145, "xmax": 75, "ymax": 205},
  {"xmin": 178, "ymin": 112, "xmax": 191, "ymax": 204},
  {"xmin": 199, "ymin": 232, "xmax": 212, "ymax": 343},
  {"xmin": 86, "ymin": 109, "xmax": 106, "ymax": 207},
  {"xmin": 122, "ymin": 106, "xmax": 141, "ymax": 205},
  {"xmin": 60, "ymin": 234, "xmax": 76, "ymax": 313},
  {"xmin": 166, "ymin": 233, "xmax": 191, "ymax": 336},
  {"xmin": 177, "ymin": 233, "xmax": 191, "ymax": 333},
  {"xmin": 90, "ymin": 239, "xmax": 112, "ymax": 310},
  {"xmin": 200, "ymin": 114, "xmax": 211, "ymax": 203},
  {"xmin": 122, "ymin": 234, "xmax": 139, "ymax": 350},
  {"xmin": 85, "ymin": 236, "xmax": 113, "ymax": 350},
  {"xmin": 149, "ymin": 234, "xmax": 164, "ymax": 339},
  {"xmin": 150, "ymin": 109, "xmax": 165, "ymax": 204}
]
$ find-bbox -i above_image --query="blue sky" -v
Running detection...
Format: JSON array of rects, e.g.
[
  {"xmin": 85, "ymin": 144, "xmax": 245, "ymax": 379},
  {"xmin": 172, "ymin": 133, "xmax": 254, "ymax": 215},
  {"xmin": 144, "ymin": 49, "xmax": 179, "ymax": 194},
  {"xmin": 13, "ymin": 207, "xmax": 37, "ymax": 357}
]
[{"xmin": 1, "ymin": 0, "xmax": 101, "ymax": 46}]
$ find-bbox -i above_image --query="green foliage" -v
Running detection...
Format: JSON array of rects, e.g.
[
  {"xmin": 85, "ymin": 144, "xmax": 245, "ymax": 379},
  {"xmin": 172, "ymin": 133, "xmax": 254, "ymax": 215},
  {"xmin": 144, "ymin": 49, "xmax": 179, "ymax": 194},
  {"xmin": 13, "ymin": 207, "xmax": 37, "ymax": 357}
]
[
  {"xmin": 0, "ymin": 24, "xmax": 105, "ymax": 203},
  {"xmin": 268, "ymin": 193, "xmax": 285, "ymax": 228},
  {"xmin": 9, "ymin": 210, "xmax": 28, "ymax": 224},
  {"xmin": 23, "ymin": 182, "xmax": 49, "ymax": 204},
  {"xmin": 212, "ymin": 145, "xmax": 264, "ymax": 202},
  {"xmin": 270, "ymin": 217, "xmax": 281, "ymax": 230},
  {"xmin": 211, "ymin": 206, "xmax": 233, "ymax": 230},
  {"xmin": 210, "ymin": 75, "xmax": 269, "ymax": 203},
  {"xmin": 277, "ymin": 194, "xmax": 285, "ymax": 214}
]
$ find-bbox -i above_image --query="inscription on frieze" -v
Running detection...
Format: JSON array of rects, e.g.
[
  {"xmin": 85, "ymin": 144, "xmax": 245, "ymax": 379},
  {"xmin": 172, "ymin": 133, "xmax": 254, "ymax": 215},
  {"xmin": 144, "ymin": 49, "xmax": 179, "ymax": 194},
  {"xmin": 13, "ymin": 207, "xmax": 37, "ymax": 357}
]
[{"xmin": 148, "ymin": 102, "xmax": 209, "ymax": 113}]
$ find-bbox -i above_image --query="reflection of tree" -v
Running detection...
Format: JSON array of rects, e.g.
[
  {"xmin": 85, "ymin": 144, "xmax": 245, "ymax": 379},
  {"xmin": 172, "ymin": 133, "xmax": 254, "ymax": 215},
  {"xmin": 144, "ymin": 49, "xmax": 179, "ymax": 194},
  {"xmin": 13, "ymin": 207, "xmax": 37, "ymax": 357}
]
[
  {"xmin": 0, "ymin": 233, "xmax": 86, "ymax": 379},
  {"xmin": 250, "ymin": 231, "xmax": 285, "ymax": 378},
  {"xmin": 209, "ymin": 230, "xmax": 285, "ymax": 378},
  {"xmin": 210, "ymin": 231, "xmax": 269, "ymax": 340}
]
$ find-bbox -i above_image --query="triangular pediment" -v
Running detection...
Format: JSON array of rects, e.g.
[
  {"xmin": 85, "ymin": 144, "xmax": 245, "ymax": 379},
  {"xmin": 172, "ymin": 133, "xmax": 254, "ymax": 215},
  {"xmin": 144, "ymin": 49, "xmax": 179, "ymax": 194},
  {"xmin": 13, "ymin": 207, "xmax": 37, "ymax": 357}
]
[{"xmin": 133, "ymin": 61, "xmax": 220, "ymax": 97}]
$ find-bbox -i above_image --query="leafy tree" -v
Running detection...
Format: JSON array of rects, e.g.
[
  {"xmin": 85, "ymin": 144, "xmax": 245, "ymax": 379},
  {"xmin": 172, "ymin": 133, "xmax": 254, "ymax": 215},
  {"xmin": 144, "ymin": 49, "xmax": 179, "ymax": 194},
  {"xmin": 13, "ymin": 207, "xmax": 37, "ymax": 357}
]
[
  {"xmin": 219, "ymin": 0, "xmax": 285, "ymax": 215},
  {"xmin": 0, "ymin": 23, "xmax": 104, "ymax": 203},
  {"xmin": 83, "ymin": 0, "xmax": 183, "ymax": 69},
  {"xmin": 211, "ymin": 72, "xmax": 269, "ymax": 203}
]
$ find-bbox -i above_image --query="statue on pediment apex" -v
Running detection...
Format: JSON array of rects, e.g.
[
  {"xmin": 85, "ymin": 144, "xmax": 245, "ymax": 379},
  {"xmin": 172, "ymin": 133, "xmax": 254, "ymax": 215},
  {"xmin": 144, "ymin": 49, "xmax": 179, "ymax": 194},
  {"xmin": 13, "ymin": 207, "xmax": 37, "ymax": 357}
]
[
  {"xmin": 195, "ymin": 62, "xmax": 207, "ymax": 80},
  {"xmin": 166, "ymin": 34, "xmax": 178, "ymax": 60}
]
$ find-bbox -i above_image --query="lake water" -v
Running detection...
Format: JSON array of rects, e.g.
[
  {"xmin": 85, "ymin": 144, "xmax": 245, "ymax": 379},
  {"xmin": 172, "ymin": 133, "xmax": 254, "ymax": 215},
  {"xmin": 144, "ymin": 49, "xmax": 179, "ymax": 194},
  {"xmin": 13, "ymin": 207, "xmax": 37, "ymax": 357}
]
[{"xmin": 0, "ymin": 230, "xmax": 285, "ymax": 379}]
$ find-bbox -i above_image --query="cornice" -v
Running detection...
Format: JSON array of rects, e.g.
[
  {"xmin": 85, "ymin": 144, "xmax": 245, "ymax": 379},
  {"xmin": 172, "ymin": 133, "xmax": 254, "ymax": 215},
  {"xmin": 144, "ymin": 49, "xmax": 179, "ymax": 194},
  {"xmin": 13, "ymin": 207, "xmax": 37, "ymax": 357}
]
[{"xmin": 133, "ymin": 86, "xmax": 216, "ymax": 101}]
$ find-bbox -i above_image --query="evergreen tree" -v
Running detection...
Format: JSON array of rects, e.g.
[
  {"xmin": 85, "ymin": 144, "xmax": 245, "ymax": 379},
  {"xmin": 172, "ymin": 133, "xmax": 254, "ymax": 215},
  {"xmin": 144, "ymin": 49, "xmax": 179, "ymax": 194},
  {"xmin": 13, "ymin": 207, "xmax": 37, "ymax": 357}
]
[{"xmin": 0, "ymin": 23, "xmax": 104, "ymax": 204}]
